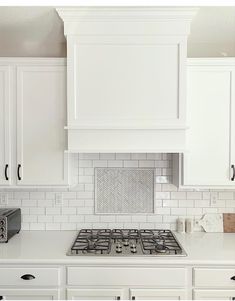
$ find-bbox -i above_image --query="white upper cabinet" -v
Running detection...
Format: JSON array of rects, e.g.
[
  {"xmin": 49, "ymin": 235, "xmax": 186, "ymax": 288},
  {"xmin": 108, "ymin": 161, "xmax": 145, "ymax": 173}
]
[
  {"xmin": 0, "ymin": 66, "xmax": 11, "ymax": 185},
  {"xmin": 180, "ymin": 59, "xmax": 235, "ymax": 187},
  {"xmin": 57, "ymin": 7, "xmax": 197, "ymax": 153},
  {"xmin": 16, "ymin": 64, "xmax": 68, "ymax": 186},
  {"xmin": 0, "ymin": 59, "xmax": 68, "ymax": 187}
]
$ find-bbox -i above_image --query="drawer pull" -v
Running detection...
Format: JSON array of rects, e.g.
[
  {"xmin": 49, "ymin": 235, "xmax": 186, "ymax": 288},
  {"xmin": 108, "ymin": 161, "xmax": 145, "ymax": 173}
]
[
  {"xmin": 21, "ymin": 274, "xmax": 35, "ymax": 280},
  {"xmin": 131, "ymin": 297, "xmax": 136, "ymax": 300},
  {"xmin": 231, "ymin": 276, "xmax": 235, "ymax": 281},
  {"xmin": 0, "ymin": 296, "xmax": 3, "ymax": 300},
  {"xmin": 116, "ymin": 297, "xmax": 121, "ymax": 300}
]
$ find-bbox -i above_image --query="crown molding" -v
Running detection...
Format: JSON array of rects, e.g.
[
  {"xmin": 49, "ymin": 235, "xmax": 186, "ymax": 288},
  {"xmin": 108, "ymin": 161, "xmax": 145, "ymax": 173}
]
[{"xmin": 57, "ymin": 7, "xmax": 198, "ymax": 22}]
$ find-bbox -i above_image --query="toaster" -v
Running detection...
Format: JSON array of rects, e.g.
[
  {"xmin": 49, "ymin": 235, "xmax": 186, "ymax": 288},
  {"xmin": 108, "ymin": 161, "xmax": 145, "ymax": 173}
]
[{"xmin": 0, "ymin": 208, "xmax": 21, "ymax": 242}]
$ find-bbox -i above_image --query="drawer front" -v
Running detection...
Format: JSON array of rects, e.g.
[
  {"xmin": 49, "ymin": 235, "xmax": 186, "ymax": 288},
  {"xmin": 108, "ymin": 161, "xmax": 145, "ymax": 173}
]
[
  {"xmin": 194, "ymin": 268, "xmax": 235, "ymax": 288},
  {"xmin": 67, "ymin": 267, "xmax": 186, "ymax": 287},
  {"xmin": 0, "ymin": 267, "xmax": 61, "ymax": 286}
]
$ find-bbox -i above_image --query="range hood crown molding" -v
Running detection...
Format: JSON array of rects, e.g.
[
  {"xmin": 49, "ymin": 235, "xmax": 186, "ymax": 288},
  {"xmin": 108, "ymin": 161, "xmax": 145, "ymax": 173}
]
[{"xmin": 57, "ymin": 7, "xmax": 198, "ymax": 35}]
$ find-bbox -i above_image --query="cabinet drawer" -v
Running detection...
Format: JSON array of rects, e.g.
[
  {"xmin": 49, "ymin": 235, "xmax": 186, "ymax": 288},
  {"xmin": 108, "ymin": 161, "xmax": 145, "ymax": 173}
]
[
  {"xmin": 0, "ymin": 267, "xmax": 61, "ymax": 286},
  {"xmin": 67, "ymin": 267, "xmax": 186, "ymax": 287},
  {"xmin": 194, "ymin": 268, "xmax": 235, "ymax": 288}
]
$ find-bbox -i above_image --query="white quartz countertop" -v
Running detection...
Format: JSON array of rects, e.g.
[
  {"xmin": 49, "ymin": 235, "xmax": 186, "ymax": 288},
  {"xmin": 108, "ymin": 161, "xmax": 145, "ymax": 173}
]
[{"xmin": 0, "ymin": 231, "xmax": 235, "ymax": 265}]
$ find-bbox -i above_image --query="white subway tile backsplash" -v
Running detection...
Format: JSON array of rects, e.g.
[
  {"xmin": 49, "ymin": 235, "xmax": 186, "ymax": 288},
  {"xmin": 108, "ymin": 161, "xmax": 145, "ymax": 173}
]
[
  {"xmin": 116, "ymin": 153, "xmax": 131, "ymax": 160},
  {"xmin": 30, "ymin": 192, "xmax": 45, "ymax": 200},
  {"xmin": 4, "ymin": 153, "xmax": 235, "ymax": 231},
  {"xmin": 131, "ymin": 153, "xmax": 146, "ymax": 160},
  {"xmin": 171, "ymin": 192, "xmax": 187, "ymax": 200},
  {"xmin": 162, "ymin": 199, "xmax": 178, "ymax": 208},
  {"xmin": 93, "ymin": 160, "xmax": 108, "ymax": 167},
  {"xmin": 218, "ymin": 192, "xmax": 234, "ymax": 200},
  {"xmin": 46, "ymin": 207, "xmax": 61, "ymax": 215},
  {"xmin": 14, "ymin": 192, "xmax": 30, "ymax": 199},
  {"xmin": 186, "ymin": 192, "xmax": 202, "ymax": 200},
  {"xmin": 178, "ymin": 199, "xmax": 194, "ymax": 208},
  {"xmin": 123, "ymin": 160, "xmax": 138, "ymax": 167},
  {"xmin": 100, "ymin": 153, "xmax": 116, "ymax": 160},
  {"xmin": 22, "ymin": 200, "xmax": 37, "ymax": 207},
  {"xmin": 107, "ymin": 160, "xmax": 123, "ymax": 167},
  {"xmin": 171, "ymin": 208, "xmax": 187, "ymax": 215}
]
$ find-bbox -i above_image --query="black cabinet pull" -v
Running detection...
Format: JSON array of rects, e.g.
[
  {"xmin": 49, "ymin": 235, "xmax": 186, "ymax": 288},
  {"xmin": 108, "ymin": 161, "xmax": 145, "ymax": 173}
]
[
  {"xmin": 231, "ymin": 276, "xmax": 235, "ymax": 281},
  {"xmin": 0, "ymin": 296, "xmax": 3, "ymax": 300},
  {"xmin": 21, "ymin": 274, "xmax": 35, "ymax": 280},
  {"xmin": 4, "ymin": 164, "xmax": 8, "ymax": 181},
  {"xmin": 116, "ymin": 297, "xmax": 121, "ymax": 300},
  {"xmin": 17, "ymin": 164, "xmax": 21, "ymax": 181},
  {"xmin": 231, "ymin": 165, "xmax": 235, "ymax": 181},
  {"xmin": 131, "ymin": 297, "xmax": 136, "ymax": 300}
]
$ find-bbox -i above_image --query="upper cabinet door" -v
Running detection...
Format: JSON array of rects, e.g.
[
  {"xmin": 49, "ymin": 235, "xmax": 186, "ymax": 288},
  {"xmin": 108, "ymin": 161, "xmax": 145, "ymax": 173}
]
[
  {"xmin": 0, "ymin": 66, "xmax": 11, "ymax": 185},
  {"xmin": 16, "ymin": 64, "xmax": 68, "ymax": 186},
  {"xmin": 184, "ymin": 61, "xmax": 234, "ymax": 186}
]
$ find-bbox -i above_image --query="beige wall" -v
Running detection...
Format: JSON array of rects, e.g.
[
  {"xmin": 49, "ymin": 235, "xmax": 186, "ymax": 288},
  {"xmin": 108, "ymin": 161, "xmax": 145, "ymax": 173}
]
[{"xmin": 0, "ymin": 7, "xmax": 234, "ymax": 57}]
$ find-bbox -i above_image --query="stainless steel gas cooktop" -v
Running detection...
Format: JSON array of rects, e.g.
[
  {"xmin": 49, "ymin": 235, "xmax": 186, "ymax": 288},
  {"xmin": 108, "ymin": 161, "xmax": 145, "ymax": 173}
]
[{"xmin": 67, "ymin": 229, "xmax": 187, "ymax": 256}]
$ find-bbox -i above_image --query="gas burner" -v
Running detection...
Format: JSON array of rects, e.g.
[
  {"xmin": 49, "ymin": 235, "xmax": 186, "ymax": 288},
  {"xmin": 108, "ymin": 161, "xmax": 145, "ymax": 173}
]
[
  {"xmin": 155, "ymin": 244, "xmax": 169, "ymax": 254},
  {"xmin": 67, "ymin": 229, "xmax": 187, "ymax": 256}
]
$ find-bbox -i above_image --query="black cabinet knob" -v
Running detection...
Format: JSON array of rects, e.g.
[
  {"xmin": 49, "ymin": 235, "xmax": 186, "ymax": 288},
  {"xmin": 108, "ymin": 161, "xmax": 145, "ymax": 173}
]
[
  {"xmin": 21, "ymin": 274, "xmax": 35, "ymax": 280},
  {"xmin": 231, "ymin": 276, "xmax": 235, "ymax": 281},
  {"xmin": 131, "ymin": 297, "xmax": 136, "ymax": 300}
]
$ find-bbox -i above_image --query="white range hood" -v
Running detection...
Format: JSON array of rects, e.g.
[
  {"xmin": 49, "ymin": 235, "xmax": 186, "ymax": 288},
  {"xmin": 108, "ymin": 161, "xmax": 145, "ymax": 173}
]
[{"xmin": 57, "ymin": 7, "xmax": 198, "ymax": 153}]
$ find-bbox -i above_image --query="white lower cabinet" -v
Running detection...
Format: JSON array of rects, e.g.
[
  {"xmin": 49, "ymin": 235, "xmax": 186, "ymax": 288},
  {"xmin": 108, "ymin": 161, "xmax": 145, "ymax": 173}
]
[
  {"xmin": 2, "ymin": 265, "xmax": 235, "ymax": 300},
  {"xmin": 130, "ymin": 289, "xmax": 187, "ymax": 300},
  {"xmin": 193, "ymin": 289, "xmax": 235, "ymax": 300},
  {"xmin": 67, "ymin": 288, "xmax": 125, "ymax": 300},
  {"xmin": 0, "ymin": 289, "xmax": 60, "ymax": 300}
]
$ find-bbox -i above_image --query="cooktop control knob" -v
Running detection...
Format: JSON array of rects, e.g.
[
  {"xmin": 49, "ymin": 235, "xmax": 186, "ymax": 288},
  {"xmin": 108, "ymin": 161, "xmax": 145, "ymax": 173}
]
[
  {"xmin": 131, "ymin": 248, "xmax": 137, "ymax": 253},
  {"xmin": 131, "ymin": 243, "xmax": 136, "ymax": 249},
  {"xmin": 116, "ymin": 247, "xmax": 122, "ymax": 253},
  {"xmin": 123, "ymin": 240, "xmax": 129, "ymax": 246}
]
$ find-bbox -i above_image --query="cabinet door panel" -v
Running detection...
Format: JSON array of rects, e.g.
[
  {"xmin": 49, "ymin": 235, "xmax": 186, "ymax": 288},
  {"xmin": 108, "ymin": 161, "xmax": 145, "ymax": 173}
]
[
  {"xmin": 68, "ymin": 35, "xmax": 186, "ymax": 129},
  {"xmin": 0, "ymin": 289, "xmax": 60, "ymax": 300},
  {"xmin": 193, "ymin": 289, "xmax": 235, "ymax": 300},
  {"xmin": 16, "ymin": 65, "xmax": 68, "ymax": 186},
  {"xmin": 184, "ymin": 66, "xmax": 232, "ymax": 186},
  {"xmin": 67, "ymin": 288, "xmax": 125, "ymax": 300},
  {"xmin": 130, "ymin": 289, "xmax": 187, "ymax": 300},
  {"xmin": 0, "ymin": 66, "xmax": 10, "ymax": 185}
]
